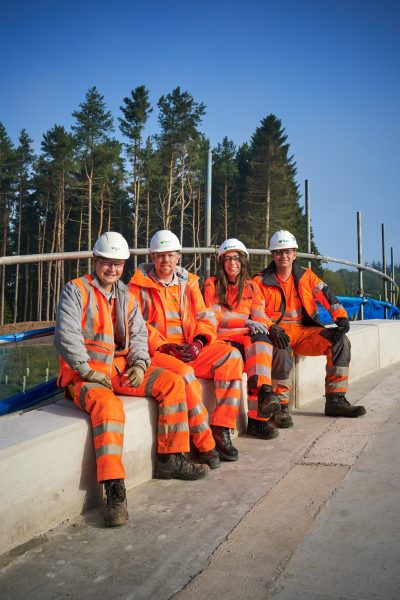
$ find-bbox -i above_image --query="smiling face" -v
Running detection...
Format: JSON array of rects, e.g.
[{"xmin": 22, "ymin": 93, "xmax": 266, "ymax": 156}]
[
  {"xmin": 151, "ymin": 251, "xmax": 180, "ymax": 282},
  {"xmin": 93, "ymin": 256, "xmax": 125, "ymax": 292},
  {"xmin": 221, "ymin": 251, "xmax": 242, "ymax": 282},
  {"xmin": 272, "ymin": 249, "xmax": 297, "ymax": 276}
]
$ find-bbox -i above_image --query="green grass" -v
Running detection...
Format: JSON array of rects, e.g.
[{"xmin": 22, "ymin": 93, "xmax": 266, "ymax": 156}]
[{"xmin": 0, "ymin": 344, "xmax": 59, "ymax": 400}]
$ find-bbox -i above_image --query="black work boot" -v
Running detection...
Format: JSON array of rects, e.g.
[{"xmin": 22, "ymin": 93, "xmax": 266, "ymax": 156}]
[
  {"xmin": 210, "ymin": 425, "xmax": 239, "ymax": 461},
  {"xmin": 325, "ymin": 395, "xmax": 366, "ymax": 418},
  {"xmin": 155, "ymin": 453, "xmax": 207, "ymax": 480},
  {"xmin": 198, "ymin": 447, "xmax": 221, "ymax": 469},
  {"xmin": 247, "ymin": 417, "xmax": 279, "ymax": 439},
  {"xmin": 104, "ymin": 479, "xmax": 128, "ymax": 527},
  {"xmin": 257, "ymin": 385, "xmax": 281, "ymax": 419},
  {"xmin": 273, "ymin": 406, "xmax": 294, "ymax": 428}
]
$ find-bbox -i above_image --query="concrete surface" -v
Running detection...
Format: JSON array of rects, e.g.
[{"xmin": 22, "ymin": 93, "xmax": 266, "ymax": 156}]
[{"xmin": 0, "ymin": 363, "xmax": 399, "ymax": 600}]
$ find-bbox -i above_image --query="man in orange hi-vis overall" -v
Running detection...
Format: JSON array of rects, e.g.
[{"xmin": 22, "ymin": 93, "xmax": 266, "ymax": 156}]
[
  {"xmin": 204, "ymin": 238, "xmax": 293, "ymax": 440},
  {"xmin": 253, "ymin": 229, "xmax": 366, "ymax": 422},
  {"xmin": 54, "ymin": 232, "xmax": 208, "ymax": 529},
  {"xmin": 129, "ymin": 230, "xmax": 244, "ymax": 462}
]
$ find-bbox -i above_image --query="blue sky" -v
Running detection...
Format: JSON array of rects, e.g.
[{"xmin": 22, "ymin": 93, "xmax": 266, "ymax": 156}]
[{"xmin": 2, "ymin": 0, "xmax": 400, "ymax": 268}]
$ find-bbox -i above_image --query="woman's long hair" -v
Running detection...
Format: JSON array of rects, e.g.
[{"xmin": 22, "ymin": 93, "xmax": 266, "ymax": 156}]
[{"xmin": 215, "ymin": 251, "xmax": 252, "ymax": 309}]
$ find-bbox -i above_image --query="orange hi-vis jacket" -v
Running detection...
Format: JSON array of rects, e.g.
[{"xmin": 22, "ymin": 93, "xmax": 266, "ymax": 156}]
[
  {"xmin": 253, "ymin": 261, "xmax": 348, "ymax": 326},
  {"xmin": 203, "ymin": 277, "xmax": 273, "ymax": 340},
  {"xmin": 55, "ymin": 274, "xmax": 148, "ymax": 387},
  {"xmin": 129, "ymin": 264, "xmax": 218, "ymax": 355}
]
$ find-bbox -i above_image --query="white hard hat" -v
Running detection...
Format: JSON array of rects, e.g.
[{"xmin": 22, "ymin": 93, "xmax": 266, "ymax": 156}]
[
  {"xmin": 149, "ymin": 230, "xmax": 182, "ymax": 253},
  {"xmin": 93, "ymin": 232, "xmax": 130, "ymax": 259},
  {"xmin": 269, "ymin": 230, "xmax": 298, "ymax": 251},
  {"xmin": 217, "ymin": 238, "xmax": 249, "ymax": 258}
]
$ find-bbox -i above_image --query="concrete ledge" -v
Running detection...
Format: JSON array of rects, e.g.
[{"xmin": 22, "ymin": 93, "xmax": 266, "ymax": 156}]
[{"xmin": 1, "ymin": 319, "xmax": 400, "ymax": 556}]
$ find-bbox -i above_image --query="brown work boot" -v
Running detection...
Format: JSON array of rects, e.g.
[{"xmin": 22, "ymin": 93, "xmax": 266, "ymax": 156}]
[
  {"xmin": 325, "ymin": 395, "xmax": 366, "ymax": 418},
  {"xmin": 155, "ymin": 453, "xmax": 207, "ymax": 480},
  {"xmin": 104, "ymin": 479, "xmax": 128, "ymax": 527},
  {"xmin": 210, "ymin": 425, "xmax": 239, "ymax": 461},
  {"xmin": 274, "ymin": 406, "xmax": 294, "ymax": 428}
]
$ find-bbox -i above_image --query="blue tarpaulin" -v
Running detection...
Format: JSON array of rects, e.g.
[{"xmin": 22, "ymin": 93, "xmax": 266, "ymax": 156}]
[{"xmin": 318, "ymin": 297, "xmax": 400, "ymax": 323}]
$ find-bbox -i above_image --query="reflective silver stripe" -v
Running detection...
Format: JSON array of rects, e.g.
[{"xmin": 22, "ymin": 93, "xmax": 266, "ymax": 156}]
[
  {"xmin": 215, "ymin": 379, "xmax": 242, "ymax": 390},
  {"xmin": 326, "ymin": 366, "xmax": 349, "ymax": 377},
  {"xmin": 247, "ymin": 364, "xmax": 271, "ymax": 378},
  {"xmin": 95, "ymin": 444, "xmax": 123, "ymax": 458},
  {"xmin": 140, "ymin": 288, "xmax": 150, "ymax": 320},
  {"xmin": 271, "ymin": 378, "xmax": 291, "ymax": 388},
  {"xmin": 144, "ymin": 367, "xmax": 164, "ymax": 396},
  {"xmin": 159, "ymin": 401, "xmax": 188, "ymax": 415},
  {"xmin": 167, "ymin": 325, "xmax": 184, "ymax": 335},
  {"xmin": 213, "ymin": 348, "xmax": 242, "ymax": 369},
  {"xmin": 183, "ymin": 371, "xmax": 196, "ymax": 384},
  {"xmin": 79, "ymin": 382, "xmax": 104, "ymax": 410},
  {"xmin": 216, "ymin": 396, "xmax": 241, "ymax": 408},
  {"xmin": 210, "ymin": 304, "xmax": 220, "ymax": 311},
  {"xmin": 208, "ymin": 314, "xmax": 218, "ymax": 326},
  {"xmin": 247, "ymin": 398, "xmax": 258, "ymax": 412},
  {"xmin": 313, "ymin": 281, "xmax": 324, "ymax": 293},
  {"xmin": 158, "ymin": 421, "xmax": 189, "ymax": 434},
  {"xmin": 166, "ymin": 310, "xmax": 181, "ymax": 318},
  {"xmin": 329, "ymin": 303, "xmax": 344, "ymax": 314},
  {"xmin": 246, "ymin": 343, "xmax": 272, "ymax": 358},
  {"xmin": 190, "ymin": 422, "xmax": 209, "ymax": 433},
  {"xmin": 93, "ymin": 421, "xmax": 124, "ymax": 437},
  {"xmin": 326, "ymin": 381, "xmax": 347, "ymax": 391},
  {"xmin": 218, "ymin": 327, "xmax": 247, "ymax": 336},
  {"xmin": 251, "ymin": 309, "xmax": 266, "ymax": 318},
  {"xmin": 196, "ymin": 310, "xmax": 216, "ymax": 321},
  {"xmin": 83, "ymin": 332, "xmax": 115, "ymax": 344},
  {"xmin": 284, "ymin": 308, "xmax": 303, "ymax": 318},
  {"xmin": 85, "ymin": 349, "xmax": 114, "ymax": 364},
  {"xmin": 188, "ymin": 403, "xmax": 203, "ymax": 418}
]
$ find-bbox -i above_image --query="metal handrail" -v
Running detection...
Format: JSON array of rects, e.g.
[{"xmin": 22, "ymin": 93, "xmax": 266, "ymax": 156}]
[{"xmin": 0, "ymin": 248, "xmax": 397, "ymax": 293}]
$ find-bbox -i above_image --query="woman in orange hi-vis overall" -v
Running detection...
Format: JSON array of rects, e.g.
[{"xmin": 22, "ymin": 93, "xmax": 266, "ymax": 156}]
[
  {"xmin": 54, "ymin": 233, "xmax": 209, "ymax": 529},
  {"xmin": 129, "ymin": 230, "xmax": 244, "ymax": 462},
  {"xmin": 203, "ymin": 238, "xmax": 293, "ymax": 440}
]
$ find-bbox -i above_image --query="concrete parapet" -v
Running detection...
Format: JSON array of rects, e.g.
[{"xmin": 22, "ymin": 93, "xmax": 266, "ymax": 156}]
[{"xmin": 1, "ymin": 319, "xmax": 399, "ymax": 557}]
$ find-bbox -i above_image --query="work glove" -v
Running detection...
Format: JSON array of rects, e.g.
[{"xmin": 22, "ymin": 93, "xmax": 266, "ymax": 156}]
[
  {"xmin": 268, "ymin": 324, "xmax": 291, "ymax": 349},
  {"xmin": 159, "ymin": 343, "xmax": 191, "ymax": 361},
  {"xmin": 126, "ymin": 364, "xmax": 146, "ymax": 387},
  {"xmin": 245, "ymin": 320, "xmax": 269, "ymax": 336},
  {"xmin": 179, "ymin": 340, "xmax": 204, "ymax": 362},
  {"xmin": 330, "ymin": 317, "xmax": 350, "ymax": 345},
  {"xmin": 82, "ymin": 369, "xmax": 112, "ymax": 390}
]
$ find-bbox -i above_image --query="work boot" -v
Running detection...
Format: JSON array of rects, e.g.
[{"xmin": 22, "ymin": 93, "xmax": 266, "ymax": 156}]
[
  {"xmin": 273, "ymin": 406, "xmax": 294, "ymax": 428},
  {"xmin": 257, "ymin": 385, "xmax": 281, "ymax": 419},
  {"xmin": 247, "ymin": 417, "xmax": 279, "ymax": 439},
  {"xmin": 325, "ymin": 395, "xmax": 366, "ymax": 418},
  {"xmin": 210, "ymin": 425, "xmax": 239, "ymax": 461},
  {"xmin": 104, "ymin": 479, "xmax": 128, "ymax": 527},
  {"xmin": 155, "ymin": 453, "xmax": 207, "ymax": 480},
  {"xmin": 198, "ymin": 447, "xmax": 221, "ymax": 469}
]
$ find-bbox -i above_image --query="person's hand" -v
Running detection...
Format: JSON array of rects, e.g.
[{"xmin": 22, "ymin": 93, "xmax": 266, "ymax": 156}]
[
  {"xmin": 330, "ymin": 317, "xmax": 350, "ymax": 344},
  {"xmin": 180, "ymin": 340, "xmax": 204, "ymax": 362},
  {"xmin": 82, "ymin": 369, "xmax": 112, "ymax": 389},
  {"xmin": 126, "ymin": 365, "xmax": 146, "ymax": 387},
  {"xmin": 268, "ymin": 324, "xmax": 291, "ymax": 349},
  {"xmin": 159, "ymin": 343, "xmax": 190, "ymax": 361},
  {"xmin": 245, "ymin": 320, "xmax": 269, "ymax": 336}
]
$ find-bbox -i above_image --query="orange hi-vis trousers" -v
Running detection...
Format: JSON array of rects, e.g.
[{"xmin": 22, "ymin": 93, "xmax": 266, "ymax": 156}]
[
  {"xmin": 225, "ymin": 334, "xmax": 273, "ymax": 422},
  {"xmin": 152, "ymin": 341, "xmax": 243, "ymax": 430},
  {"xmin": 68, "ymin": 362, "xmax": 192, "ymax": 483},
  {"xmin": 277, "ymin": 323, "xmax": 350, "ymax": 400}
]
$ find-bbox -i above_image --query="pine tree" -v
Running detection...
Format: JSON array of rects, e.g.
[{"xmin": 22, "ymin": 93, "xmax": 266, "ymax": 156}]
[{"xmin": 212, "ymin": 137, "xmax": 238, "ymax": 243}]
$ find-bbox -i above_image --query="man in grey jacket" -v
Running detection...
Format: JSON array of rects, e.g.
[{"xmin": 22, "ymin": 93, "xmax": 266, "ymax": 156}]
[{"xmin": 54, "ymin": 232, "xmax": 209, "ymax": 528}]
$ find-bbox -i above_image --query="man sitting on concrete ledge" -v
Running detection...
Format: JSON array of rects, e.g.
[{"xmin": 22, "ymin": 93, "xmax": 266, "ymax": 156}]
[
  {"xmin": 54, "ymin": 232, "xmax": 209, "ymax": 529},
  {"xmin": 253, "ymin": 229, "xmax": 366, "ymax": 421}
]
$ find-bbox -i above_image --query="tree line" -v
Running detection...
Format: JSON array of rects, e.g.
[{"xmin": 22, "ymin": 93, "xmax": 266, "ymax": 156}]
[{"xmin": 2, "ymin": 84, "xmax": 392, "ymax": 326}]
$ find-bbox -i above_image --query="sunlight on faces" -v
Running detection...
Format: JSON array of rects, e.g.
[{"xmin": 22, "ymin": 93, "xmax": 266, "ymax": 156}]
[
  {"xmin": 272, "ymin": 249, "xmax": 297, "ymax": 274},
  {"xmin": 151, "ymin": 251, "xmax": 180, "ymax": 281},
  {"xmin": 93, "ymin": 256, "xmax": 125, "ymax": 291},
  {"xmin": 222, "ymin": 252, "xmax": 242, "ymax": 282}
]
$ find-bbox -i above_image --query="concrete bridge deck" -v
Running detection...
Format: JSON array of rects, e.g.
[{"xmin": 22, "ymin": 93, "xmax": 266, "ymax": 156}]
[{"xmin": 0, "ymin": 362, "xmax": 399, "ymax": 599}]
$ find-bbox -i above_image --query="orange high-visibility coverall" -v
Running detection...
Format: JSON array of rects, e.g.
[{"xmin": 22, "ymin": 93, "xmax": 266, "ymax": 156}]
[
  {"xmin": 129, "ymin": 265, "xmax": 244, "ymax": 430},
  {"xmin": 54, "ymin": 274, "xmax": 200, "ymax": 483},
  {"xmin": 253, "ymin": 261, "xmax": 351, "ymax": 402},
  {"xmin": 203, "ymin": 277, "xmax": 275, "ymax": 421}
]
